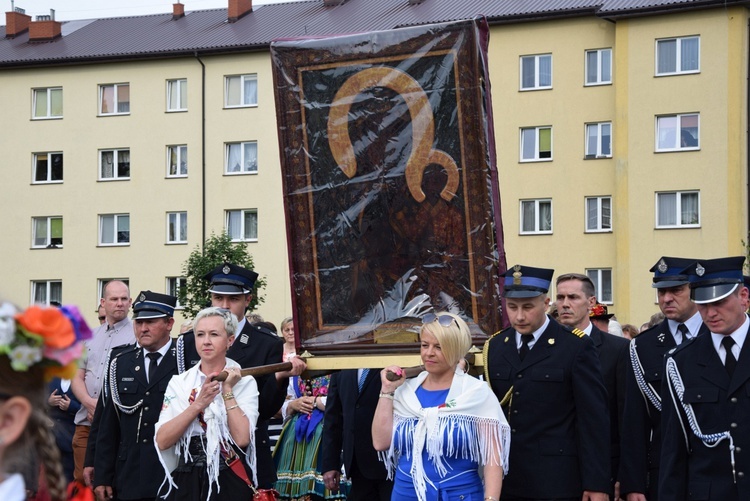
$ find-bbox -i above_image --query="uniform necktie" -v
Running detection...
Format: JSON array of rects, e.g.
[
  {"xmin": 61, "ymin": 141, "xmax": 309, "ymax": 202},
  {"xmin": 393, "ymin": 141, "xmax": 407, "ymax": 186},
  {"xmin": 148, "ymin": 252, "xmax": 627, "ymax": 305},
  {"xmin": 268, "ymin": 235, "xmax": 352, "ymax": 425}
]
[
  {"xmin": 519, "ymin": 335, "xmax": 533, "ymax": 361},
  {"xmin": 147, "ymin": 352, "xmax": 161, "ymax": 383},
  {"xmin": 722, "ymin": 337, "xmax": 737, "ymax": 377},
  {"xmin": 358, "ymin": 368, "xmax": 369, "ymax": 393},
  {"xmin": 677, "ymin": 323, "xmax": 690, "ymax": 344}
]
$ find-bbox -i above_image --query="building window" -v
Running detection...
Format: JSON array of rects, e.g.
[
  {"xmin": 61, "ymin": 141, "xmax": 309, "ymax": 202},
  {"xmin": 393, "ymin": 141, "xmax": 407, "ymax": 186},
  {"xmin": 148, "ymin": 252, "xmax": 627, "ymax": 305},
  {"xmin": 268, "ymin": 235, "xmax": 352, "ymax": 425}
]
[
  {"xmin": 167, "ymin": 145, "xmax": 188, "ymax": 177},
  {"xmin": 97, "ymin": 278, "xmax": 129, "ymax": 302},
  {"xmin": 225, "ymin": 74, "xmax": 258, "ymax": 108},
  {"xmin": 656, "ymin": 114, "xmax": 699, "ymax": 151},
  {"xmin": 656, "ymin": 36, "xmax": 699, "ymax": 75},
  {"xmin": 520, "ymin": 54, "xmax": 552, "ymax": 90},
  {"xmin": 226, "ymin": 209, "xmax": 258, "ymax": 242},
  {"xmin": 520, "ymin": 126, "xmax": 552, "ymax": 162},
  {"xmin": 166, "ymin": 277, "xmax": 186, "ymax": 308},
  {"xmin": 167, "ymin": 79, "xmax": 187, "ymax": 112},
  {"xmin": 167, "ymin": 212, "xmax": 187, "ymax": 244},
  {"xmin": 32, "ymin": 87, "xmax": 62, "ymax": 119},
  {"xmin": 656, "ymin": 191, "xmax": 700, "ymax": 228},
  {"xmin": 586, "ymin": 269, "xmax": 613, "ymax": 304},
  {"xmin": 585, "ymin": 48, "xmax": 612, "ymax": 85},
  {"xmin": 33, "ymin": 152, "xmax": 63, "ymax": 183},
  {"xmin": 520, "ymin": 199, "xmax": 552, "ymax": 234},
  {"xmin": 100, "ymin": 149, "xmax": 131, "ymax": 180},
  {"xmin": 225, "ymin": 141, "xmax": 258, "ymax": 174},
  {"xmin": 99, "ymin": 214, "xmax": 130, "ymax": 245},
  {"xmin": 585, "ymin": 197, "xmax": 612, "ymax": 232},
  {"xmin": 32, "ymin": 216, "xmax": 63, "ymax": 248},
  {"xmin": 99, "ymin": 83, "xmax": 130, "ymax": 115},
  {"xmin": 31, "ymin": 280, "xmax": 62, "ymax": 305},
  {"xmin": 585, "ymin": 122, "xmax": 612, "ymax": 159}
]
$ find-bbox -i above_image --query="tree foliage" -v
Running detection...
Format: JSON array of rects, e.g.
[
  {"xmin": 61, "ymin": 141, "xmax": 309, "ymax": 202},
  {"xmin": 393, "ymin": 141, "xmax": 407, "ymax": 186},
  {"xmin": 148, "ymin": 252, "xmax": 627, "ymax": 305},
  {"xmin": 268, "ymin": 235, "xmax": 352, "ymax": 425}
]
[{"xmin": 180, "ymin": 232, "xmax": 266, "ymax": 318}]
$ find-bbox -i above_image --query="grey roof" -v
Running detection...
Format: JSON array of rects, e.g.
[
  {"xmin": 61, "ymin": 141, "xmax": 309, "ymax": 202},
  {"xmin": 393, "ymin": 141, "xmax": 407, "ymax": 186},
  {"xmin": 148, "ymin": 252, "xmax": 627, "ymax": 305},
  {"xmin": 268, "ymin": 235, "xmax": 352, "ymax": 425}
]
[{"xmin": 0, "ymin": 0, "xmax": 747, "ymax": 67}]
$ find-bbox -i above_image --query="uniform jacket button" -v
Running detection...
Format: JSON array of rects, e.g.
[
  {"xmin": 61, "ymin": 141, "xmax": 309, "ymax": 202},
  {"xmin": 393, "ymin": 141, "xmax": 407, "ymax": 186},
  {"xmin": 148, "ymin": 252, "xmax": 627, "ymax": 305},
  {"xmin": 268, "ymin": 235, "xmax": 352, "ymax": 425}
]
[
  {"xmin": 731, "ymin": 397, "xmax": 738, "ymax": 403},
  {"xmin": 731, "ymin": 422, "xmax": 738, "ymax": 428}
]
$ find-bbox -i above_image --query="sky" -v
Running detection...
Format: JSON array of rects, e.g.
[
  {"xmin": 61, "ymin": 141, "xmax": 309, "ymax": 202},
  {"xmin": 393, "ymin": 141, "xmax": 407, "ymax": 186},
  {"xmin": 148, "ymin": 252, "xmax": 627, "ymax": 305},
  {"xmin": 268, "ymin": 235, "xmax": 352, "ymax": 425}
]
[{"xmin": 7, "ymin": 0, "xmax": 295, "ymax": 21}]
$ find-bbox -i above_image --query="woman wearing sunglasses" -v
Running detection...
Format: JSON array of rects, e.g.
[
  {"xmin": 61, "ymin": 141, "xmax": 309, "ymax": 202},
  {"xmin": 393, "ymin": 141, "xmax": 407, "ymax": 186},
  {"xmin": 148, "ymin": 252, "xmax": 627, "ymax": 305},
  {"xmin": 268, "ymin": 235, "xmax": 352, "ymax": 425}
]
[{"xmin": 372, "ymin": 312, "xmax": 509, "ymax": 501}]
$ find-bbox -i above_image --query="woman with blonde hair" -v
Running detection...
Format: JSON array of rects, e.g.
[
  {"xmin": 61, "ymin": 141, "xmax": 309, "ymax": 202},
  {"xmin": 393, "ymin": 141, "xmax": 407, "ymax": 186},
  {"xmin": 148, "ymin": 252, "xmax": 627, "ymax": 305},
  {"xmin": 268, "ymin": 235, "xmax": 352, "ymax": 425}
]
[
  {"xmin": 373, "ymin": 312, "xmax": 509, "ymax": 501},
  {"xmin": 0, "ymin": 301, "xmax": 92, "ymax": 501}
]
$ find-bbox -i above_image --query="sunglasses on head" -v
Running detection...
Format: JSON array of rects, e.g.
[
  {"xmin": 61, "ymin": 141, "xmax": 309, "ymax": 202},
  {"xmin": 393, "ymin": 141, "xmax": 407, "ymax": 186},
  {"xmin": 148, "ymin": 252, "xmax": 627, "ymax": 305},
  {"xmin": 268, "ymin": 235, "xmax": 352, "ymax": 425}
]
[{"xmin": 422, "ymin": 313, "xmax": 456, "ymax": 327}]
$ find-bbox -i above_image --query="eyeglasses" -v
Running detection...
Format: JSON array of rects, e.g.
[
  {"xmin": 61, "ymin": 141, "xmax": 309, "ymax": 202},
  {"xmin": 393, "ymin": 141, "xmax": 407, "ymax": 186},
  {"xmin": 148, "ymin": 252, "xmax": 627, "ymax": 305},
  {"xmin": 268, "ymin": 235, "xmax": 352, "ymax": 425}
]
[
  {"xmin": 98, "ymin": 316, "xmax": 106, "ymax": 321},
  {"xmin": 422, "ymin": 313, "xmax": 456, "ymax": 327}
]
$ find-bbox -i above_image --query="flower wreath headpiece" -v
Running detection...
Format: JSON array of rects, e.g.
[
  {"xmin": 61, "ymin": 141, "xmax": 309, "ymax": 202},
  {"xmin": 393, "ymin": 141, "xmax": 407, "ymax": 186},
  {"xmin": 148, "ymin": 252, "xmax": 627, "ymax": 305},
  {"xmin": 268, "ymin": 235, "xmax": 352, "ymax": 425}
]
[{"xmin": 0, "ymin": 302, "xmax": 93, "ymax": 381}]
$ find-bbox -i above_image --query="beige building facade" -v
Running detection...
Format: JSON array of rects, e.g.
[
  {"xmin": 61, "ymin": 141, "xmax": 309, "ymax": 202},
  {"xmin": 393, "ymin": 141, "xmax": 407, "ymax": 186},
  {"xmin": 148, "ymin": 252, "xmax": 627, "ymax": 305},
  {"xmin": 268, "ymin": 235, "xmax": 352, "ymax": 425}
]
[{"xmin": 0, "ymin": 0, "xmax": 748, "ymax": 329}]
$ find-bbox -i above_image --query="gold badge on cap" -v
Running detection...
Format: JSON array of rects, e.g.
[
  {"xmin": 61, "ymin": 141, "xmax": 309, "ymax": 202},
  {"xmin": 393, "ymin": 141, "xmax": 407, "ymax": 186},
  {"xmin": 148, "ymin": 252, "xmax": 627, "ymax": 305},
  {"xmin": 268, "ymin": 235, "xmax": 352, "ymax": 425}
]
[
  {"xmin": 548, "ymin": 338, "xmax": 555, "ymax": 345},
  {"xmin": 513, "ymin": 264, "xmax": 522, "ymax": 285},
  {"xmin": 222, "ymin": 265, "xmax": 231, "ymax": 275},
  {"xmin": 696, "ymin": 263, "xmax": 705, "ymax": 277},
  {"xmin": 657, "ymin": 259, "xmax": 668, "ymax": 273},
  {"xmin": 139, "ymin": 293, "xmax": 146, "ymax": 302}
]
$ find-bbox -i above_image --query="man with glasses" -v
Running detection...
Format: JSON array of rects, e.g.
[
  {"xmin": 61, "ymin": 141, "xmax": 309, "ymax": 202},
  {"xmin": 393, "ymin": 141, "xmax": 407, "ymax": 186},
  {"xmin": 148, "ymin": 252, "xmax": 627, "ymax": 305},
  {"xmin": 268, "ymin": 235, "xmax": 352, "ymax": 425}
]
[
  {"xmin": 660, "ymin": 257, "xmax": 750, "ymax": 501},
  {"xmin": 555, "ymin": 273, "xmax": 629, "ymax": 499},
  {"xmin": 484, "ymin": 265, "xmax": 610, "ymax": 501},
  {"xmin": 177, "ymin": 262, "xmax": 305, "ymax": 488},
  {"xmin": 619, "ymin": 257, "xmax": 707, "ymax": 501}
]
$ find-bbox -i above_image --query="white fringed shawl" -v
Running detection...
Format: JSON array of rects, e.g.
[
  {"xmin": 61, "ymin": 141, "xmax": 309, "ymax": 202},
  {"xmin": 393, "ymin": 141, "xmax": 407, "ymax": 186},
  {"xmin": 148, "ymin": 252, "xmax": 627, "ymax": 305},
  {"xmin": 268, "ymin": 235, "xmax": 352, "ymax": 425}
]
[
  {"xmin": 380, "ymin": 369, "xmax": 510, "ymax": 501},
  {"xmin": 154, "ymin": 358, "xmax": 259, "ymax": 500}
]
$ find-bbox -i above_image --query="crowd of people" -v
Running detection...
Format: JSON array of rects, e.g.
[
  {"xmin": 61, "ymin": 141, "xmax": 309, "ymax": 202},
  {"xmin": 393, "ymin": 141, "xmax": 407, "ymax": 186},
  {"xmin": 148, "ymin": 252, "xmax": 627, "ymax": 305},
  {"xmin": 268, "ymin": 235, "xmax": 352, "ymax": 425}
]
[{"xmin": 1, "ymin": 253, "xmax": 749, "ymax": 501}]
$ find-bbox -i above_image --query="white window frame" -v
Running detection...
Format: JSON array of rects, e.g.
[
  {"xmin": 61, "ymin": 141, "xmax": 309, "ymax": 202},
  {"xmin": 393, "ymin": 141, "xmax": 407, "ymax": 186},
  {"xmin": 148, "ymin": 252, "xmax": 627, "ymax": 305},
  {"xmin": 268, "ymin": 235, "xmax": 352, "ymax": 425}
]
[
  {"xmin": 167, "ymin": 145, "xmax": 188, "ymax": 177},
  {"xmin": 585, "ymin": 122, "xmax": 612, "ymax": 159},
  {"xmin": 519, "ymin": 199, "xmax": 553, "ymax": 235},
  {"xmin": 224, "ymin": 74, "xmax": 258, "ymax": 108},
  {"xmin": 586, "ymin": 268, "xmax": 613, "ymax": 304},
  {"xmin": 655, "ymin": 191, "xmax": 700, "ymax": 229},
  {"xmin": 655, "ymin": 113, "xmax": 699, "ymax": 152},
  {"xmin": 99, "ymin": 213, "xmax": 130, "ymax": 246},
  {"xmin": 167, "ymin": 211, "xmax": 188, "ymax": 244},
  {"xmin": 225, "ymin": 141, "xmax": 258, "ymax": 174},
  {"xmin": 99, "ymin": 83, "xmax": 130, "ymax": 115},
  {"xmin": 166, "ymin": 277, "xmax": 186, "ymax": 308},
  {"xmin": 99, "ymin": 149, "xmax": 131, "ymax": 180},
  {"xmin": 656, "ymin": 36, "xmax": 700, "ymax": 76},
  {"xmin": 585, "ymin": 196, "xmax": 612, "ymax": 233},
  {"xmin": 97, "ymin": 278, "xmax": 129, "ymax": 303},
  {"xmin": 31, "ymin": 280, "xmax": 62, "ymax": 306},
  {"xmin": 519, "ymin": 54, "xmax": 552, "ymax": 91},
  {"xmin": 32, "ymin": 216, "xmax": 63, "ymax": 248},
  {"xmin": 585, "ymin": 48, "xmax": 612, "ymax": 86},
  {"xmin": 166, "ymin": 78, "xmax": 187, "ymax": 112},
  {"xmin": 225, "ymin": 209, "xmax": 258, "ymax": 242},
  {"xmin": 520, "ymin": 126, "xmax": 552, "ymax": 162},
  {"xmin": 32, "ymin": 152, "xmax": 63, "ymax": 184},
  {"xmin": 32, "ymin": 87, "xmax": 62, "ymax": 119}
]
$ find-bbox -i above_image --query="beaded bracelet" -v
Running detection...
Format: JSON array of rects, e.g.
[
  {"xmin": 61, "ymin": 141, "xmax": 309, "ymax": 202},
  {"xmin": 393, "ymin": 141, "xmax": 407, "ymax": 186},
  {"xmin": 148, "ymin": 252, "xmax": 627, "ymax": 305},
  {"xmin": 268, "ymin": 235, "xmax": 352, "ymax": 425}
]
[{"xmin": 222, "ymin": 391, "xmax": 235, "ymax": 401}]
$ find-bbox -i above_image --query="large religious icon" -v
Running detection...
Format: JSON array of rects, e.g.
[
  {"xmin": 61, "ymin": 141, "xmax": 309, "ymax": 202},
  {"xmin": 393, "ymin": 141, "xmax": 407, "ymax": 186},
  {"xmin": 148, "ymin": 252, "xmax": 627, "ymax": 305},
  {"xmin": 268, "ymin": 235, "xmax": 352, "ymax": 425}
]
[{"xmin": 271, "ymin": 18, "xmax": 506, "ymax": 354}]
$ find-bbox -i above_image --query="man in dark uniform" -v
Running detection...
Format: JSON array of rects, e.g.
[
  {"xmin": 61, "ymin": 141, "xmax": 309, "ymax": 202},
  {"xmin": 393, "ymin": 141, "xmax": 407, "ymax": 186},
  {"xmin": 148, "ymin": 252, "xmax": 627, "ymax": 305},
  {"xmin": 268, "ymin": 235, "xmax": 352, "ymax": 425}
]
[
  {"xmin": 660, "ymin": 256, "xmax": 750, "ymax": 501},
  {"xmin": 484, "ymin": 265, "xmax": 611, "ymax": 501},
  {"xmin": 619, "ymin": 256, "xmax": 707, "ymax": 501},
  {"xmin": 176, "ymin": 263, "xmax": 305, "ymax": 488},
  {"xmin": 321, "ymin": 369, "xmax": 394, "ymax": 501},
  {"xmin": 93, "ymin": 291, "xmax": 178, "ymax": 501},
  {"xmin": 555, "ymin": 273, "xmax": 629, "ymax": 499}
]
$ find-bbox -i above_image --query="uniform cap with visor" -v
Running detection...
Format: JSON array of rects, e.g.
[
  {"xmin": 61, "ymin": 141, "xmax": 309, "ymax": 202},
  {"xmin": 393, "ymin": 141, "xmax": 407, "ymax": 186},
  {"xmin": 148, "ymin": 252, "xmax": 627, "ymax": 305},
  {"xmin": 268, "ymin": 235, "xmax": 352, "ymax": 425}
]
[{"xmin": 680, "ymin": 256, "xmax": 746, "ymax": 304}]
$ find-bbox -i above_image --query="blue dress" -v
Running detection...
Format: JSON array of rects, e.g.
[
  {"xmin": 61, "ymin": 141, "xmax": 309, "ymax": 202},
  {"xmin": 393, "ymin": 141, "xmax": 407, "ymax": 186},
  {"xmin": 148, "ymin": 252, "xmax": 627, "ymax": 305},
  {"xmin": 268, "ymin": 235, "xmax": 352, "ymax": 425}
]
[{"xmin": 391, "ymin": 387, "xmax": 485, "ymax": 501}]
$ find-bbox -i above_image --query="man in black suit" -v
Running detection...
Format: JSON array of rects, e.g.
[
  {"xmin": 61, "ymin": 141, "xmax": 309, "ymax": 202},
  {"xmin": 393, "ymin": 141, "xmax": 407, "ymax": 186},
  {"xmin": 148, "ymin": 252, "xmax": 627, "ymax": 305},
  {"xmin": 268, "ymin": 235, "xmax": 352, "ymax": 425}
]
[
  {"xmin": 660, "ymin": 256, "xmax": 750, "ymax": 501},
  {"xmin": 320, "ymin": 369, "xmax": 393, "ymax": 501},
  {"xmin": 176, "ymin": 263, "xmax": 305, "ymax": 488},
  {"xmin": 555, "ymin": 273, "xmax": 629, "ymax": 499},
  {"xmin": 484, "ymin": 264, "xmax": 610, "ymax": 501},
  {"xmin": 619, "ymin": 256, "xmax": 707, "ymax": 501},
  {"xmin": 93, "ymin": 291, "xmax": 178, "ymax": 501}
]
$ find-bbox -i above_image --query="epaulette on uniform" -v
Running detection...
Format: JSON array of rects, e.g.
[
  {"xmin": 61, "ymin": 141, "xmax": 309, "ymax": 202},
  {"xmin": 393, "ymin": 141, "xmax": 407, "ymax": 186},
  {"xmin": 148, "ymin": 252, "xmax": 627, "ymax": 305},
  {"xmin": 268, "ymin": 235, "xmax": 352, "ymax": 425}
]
[
  {"xmin": 665, "ymin": 336, "xmax": 697, "ymax": 358},
  {"xmin": 559, "ymin": 323, "xmax": 586, "ymax": 338},
  {"xmin": 253, "ymin": 324, "xmax": 280, "ymax": 340},
  {"xmin": 111, "ymin": 342, "xmax": 137, "ymax": 359}
]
